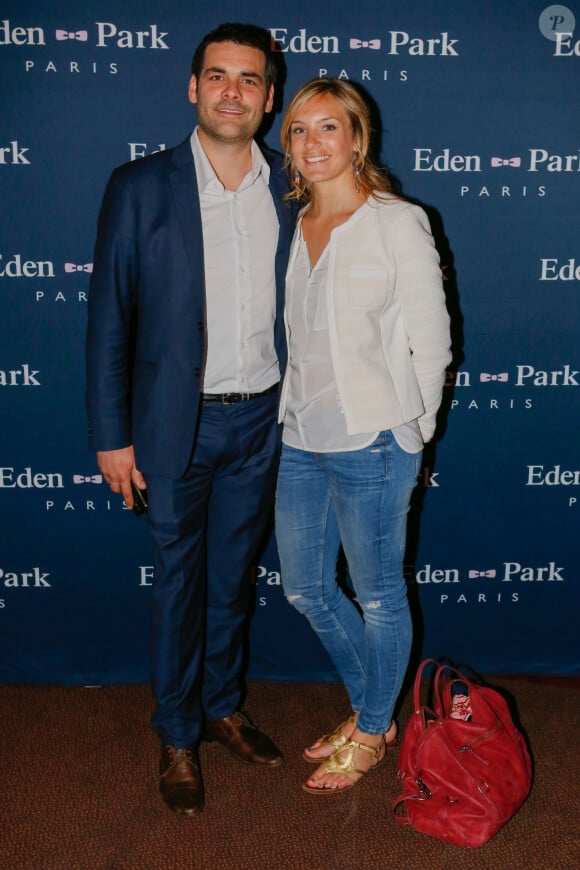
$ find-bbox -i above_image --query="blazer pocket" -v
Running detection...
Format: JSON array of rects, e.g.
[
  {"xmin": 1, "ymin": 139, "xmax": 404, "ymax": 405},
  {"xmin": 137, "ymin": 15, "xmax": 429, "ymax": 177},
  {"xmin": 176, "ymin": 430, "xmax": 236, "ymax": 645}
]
[{"xmin": 347, "ymin": 267, "xmax": 388, "ymax": 309}]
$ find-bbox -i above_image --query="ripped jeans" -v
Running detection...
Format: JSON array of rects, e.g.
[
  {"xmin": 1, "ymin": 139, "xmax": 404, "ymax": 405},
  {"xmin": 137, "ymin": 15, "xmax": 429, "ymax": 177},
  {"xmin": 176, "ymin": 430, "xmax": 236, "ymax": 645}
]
[{"xmin": 275, "ymin": 431, "xmax": 421, "ymax": 735}]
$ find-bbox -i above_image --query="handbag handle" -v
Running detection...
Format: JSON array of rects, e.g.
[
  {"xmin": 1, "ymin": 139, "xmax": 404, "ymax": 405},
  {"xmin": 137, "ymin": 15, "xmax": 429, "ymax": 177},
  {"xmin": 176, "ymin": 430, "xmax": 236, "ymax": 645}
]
[{"xmin": 412, "ymin": 658, "xmax": 440, "ymax": 716}]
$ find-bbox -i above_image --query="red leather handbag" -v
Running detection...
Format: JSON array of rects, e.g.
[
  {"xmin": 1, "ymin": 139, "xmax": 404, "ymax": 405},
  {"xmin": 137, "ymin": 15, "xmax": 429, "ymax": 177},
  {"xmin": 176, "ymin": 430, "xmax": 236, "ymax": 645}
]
[{"xmin": 392, "ymin": 659, "xmax": 532, "ymax": 847}]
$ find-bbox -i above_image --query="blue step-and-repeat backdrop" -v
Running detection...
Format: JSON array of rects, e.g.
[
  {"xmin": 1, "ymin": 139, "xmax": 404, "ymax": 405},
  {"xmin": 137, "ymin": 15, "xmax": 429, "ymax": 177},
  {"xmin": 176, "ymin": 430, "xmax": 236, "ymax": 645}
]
[{"xmin": 1, "ymin": 1, "xmax": 579, "ymax": 684}]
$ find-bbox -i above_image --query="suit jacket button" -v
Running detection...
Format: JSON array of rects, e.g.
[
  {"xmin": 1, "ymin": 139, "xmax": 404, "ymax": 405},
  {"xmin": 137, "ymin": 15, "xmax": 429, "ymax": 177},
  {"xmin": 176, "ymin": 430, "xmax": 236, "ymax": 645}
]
[
  {"xmin": 194, "ymin": 367, "xmax": 201, "ymax": 377},
  {"xmin": 197, "ymin": 321, "xmax": 204, "ymax": 331}
]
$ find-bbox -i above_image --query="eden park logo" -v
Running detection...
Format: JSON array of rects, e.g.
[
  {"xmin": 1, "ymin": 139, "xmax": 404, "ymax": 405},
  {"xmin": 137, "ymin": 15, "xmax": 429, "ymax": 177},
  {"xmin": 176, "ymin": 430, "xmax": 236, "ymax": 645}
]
[
  {"xmin": 0, "ymin": 19, "xmax": 170, "ymax": 49},
  {"xmin": 412, "ymin": 562, "xmax": 565, "ymax": 583},
  {"xmin": 0, "ymin": 567, "xmax": 51, "ymax": 587},
  {"xmin": 413, "ymin": 148, "xmax": 580, "ymax": 172}
]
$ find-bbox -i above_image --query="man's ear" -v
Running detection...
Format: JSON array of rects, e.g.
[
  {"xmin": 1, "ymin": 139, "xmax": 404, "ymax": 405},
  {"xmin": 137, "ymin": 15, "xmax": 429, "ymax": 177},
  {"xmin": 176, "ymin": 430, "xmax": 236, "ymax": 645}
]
[
  {"xmin": 188, "ymin": 75, "xmax": 198, "ymax": 105},
  {"xmin": 264, "ymin": 83, "xmax": 274, "ymax": 114}
]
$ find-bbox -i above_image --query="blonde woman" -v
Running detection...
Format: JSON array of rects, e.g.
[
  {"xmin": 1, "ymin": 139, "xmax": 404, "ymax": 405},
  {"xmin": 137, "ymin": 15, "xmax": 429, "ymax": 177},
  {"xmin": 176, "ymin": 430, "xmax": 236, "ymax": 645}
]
[{"xmin": 275, "ymin": 79, "xmax": 451, "ymax": 794}]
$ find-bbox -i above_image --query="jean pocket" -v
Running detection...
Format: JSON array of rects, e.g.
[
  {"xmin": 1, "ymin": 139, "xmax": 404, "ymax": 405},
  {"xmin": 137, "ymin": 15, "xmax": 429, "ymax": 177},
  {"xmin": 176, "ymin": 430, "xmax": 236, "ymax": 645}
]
[
  {"xmin": 367, "ymin": 431, "xmax": 387, "ymax": 449},
  {"xmin": 384, "ymin": 430, "xmax": 424, "ymax": 482}
]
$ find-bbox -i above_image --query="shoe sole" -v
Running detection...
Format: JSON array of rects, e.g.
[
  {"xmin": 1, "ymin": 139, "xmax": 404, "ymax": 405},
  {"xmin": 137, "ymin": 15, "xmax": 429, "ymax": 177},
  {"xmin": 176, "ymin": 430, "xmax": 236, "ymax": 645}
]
[
  {"xmin": 160, "ymin": 796, "xmax": 205, "ymax": 817},
  {"xmin": 224, "ymin": 750, "xmax": 284, "ymax": 767},
  {"xmin": 170, "ymin": 804, "xmax": 205, "ymax": 817}
]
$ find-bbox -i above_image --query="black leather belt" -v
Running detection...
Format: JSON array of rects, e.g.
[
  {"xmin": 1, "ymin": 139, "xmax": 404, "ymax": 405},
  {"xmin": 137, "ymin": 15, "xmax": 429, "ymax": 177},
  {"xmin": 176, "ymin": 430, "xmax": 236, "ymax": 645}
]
[{"xmin": 201, "ymin": 383, "xmax": 278, "ymax": 405}]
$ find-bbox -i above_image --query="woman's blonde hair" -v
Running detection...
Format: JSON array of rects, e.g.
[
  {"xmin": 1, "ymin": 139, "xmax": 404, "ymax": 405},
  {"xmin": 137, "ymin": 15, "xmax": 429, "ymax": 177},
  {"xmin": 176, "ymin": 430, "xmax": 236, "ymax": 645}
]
[{"xmin": 280, "ymin": 78, "xmax": 392, "ymax": 202}]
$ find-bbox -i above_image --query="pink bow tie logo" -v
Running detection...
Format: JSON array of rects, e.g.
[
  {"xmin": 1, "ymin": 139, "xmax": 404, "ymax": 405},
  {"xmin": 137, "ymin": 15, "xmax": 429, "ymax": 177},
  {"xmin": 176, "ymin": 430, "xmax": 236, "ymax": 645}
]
[
  {"xmin": 56, "ymin": 29, "xmax": 88, "ymax": 41},
  {"xmin": 350, "ymin": 38, "xmax": 381, "ymax": 49},
  {"xmin": 468, "ymin": 569, "xmax": 497, "ymax": 578},
  {"xmin": 73, "ymin": 474, "xmax": 103, "ymax": 484},
  {"xmin": 491, "ymin": 157, "xmax": 521, "ymax": 168},
  {"xmin": 480, "ymin": 372, "xmax": 509, "ymax": 383},
  {"xmin": 65, "ymin": 263, "xmax": 93, "ymax": 273}
]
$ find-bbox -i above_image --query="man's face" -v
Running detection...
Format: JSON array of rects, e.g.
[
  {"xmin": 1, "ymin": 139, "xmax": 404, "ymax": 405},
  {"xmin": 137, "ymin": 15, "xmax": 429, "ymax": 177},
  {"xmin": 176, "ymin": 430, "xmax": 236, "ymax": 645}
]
[{"xmin": 189, "ymin": 41, "xmax": 274, "ymax": 145}]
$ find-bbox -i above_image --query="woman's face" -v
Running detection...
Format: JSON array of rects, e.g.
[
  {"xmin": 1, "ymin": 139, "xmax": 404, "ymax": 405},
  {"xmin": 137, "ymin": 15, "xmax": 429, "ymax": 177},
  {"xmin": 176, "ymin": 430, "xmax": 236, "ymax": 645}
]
[{"xmin": 288, "ymin": 92, "xmax": 358, "ymax": 188}]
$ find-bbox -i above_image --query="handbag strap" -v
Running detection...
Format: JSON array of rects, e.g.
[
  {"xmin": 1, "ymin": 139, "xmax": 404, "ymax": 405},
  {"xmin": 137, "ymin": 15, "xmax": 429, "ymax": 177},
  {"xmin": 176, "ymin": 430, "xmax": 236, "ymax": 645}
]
[{"xmin": 392, "ymin": 793, "xmax": 415, "ymax": 825}]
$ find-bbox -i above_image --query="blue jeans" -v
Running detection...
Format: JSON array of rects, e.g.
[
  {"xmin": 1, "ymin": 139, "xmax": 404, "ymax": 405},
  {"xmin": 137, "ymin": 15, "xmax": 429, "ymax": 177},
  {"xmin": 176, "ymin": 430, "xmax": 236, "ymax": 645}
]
[{"xmin": 275, "ymin": 431, "xmax": 421, "ymax": 735}]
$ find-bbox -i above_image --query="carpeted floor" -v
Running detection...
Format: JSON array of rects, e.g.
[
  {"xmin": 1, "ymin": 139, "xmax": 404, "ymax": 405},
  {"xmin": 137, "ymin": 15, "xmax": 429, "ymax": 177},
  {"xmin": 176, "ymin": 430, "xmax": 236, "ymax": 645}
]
[{"xmin": 1, "ymin": 676, "xmax": 579, "ymax": 869}]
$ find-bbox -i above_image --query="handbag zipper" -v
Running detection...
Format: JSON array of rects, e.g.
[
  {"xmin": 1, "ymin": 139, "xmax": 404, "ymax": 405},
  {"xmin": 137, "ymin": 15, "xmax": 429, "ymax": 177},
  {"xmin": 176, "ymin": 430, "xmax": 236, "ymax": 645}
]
[{"xmin": 458, "ymin": 717, "xmax": 502, "ymax": 755}]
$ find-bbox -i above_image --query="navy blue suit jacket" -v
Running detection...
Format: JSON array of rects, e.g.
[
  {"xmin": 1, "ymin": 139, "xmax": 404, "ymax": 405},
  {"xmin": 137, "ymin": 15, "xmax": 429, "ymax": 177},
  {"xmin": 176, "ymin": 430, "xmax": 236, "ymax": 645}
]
[{"xmin": 86, "ymin": 136, "xmax": 293, "ymax": 479}]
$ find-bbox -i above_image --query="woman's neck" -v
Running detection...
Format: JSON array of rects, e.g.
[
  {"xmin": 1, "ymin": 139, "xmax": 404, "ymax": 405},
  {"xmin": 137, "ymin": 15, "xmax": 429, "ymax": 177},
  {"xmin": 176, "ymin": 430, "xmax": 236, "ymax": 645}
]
[{"xmin": 308, "ymin": 182, "xmax": 365, "ymax": 219}]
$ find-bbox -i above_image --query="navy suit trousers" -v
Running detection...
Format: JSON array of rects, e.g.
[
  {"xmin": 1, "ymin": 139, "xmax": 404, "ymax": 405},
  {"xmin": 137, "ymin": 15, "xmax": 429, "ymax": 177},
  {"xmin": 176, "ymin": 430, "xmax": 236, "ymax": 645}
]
[{"xmin": 145, "ymin": 390, "xmax": 279, "ymax": 747}]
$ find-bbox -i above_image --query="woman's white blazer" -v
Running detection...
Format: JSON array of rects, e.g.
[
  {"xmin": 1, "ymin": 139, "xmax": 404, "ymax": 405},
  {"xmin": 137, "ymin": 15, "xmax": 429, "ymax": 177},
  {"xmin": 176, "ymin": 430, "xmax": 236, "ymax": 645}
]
[{"xmin": 279, "ymin": 195, "xmax": 452, "ymax": 443}]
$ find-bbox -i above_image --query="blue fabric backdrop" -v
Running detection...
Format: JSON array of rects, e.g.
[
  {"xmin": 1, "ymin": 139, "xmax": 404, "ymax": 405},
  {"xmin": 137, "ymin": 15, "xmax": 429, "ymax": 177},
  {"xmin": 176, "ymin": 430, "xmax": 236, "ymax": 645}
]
[{"xmin": 1, "ymin": 0, "xmax": 579, "ymax": 683}]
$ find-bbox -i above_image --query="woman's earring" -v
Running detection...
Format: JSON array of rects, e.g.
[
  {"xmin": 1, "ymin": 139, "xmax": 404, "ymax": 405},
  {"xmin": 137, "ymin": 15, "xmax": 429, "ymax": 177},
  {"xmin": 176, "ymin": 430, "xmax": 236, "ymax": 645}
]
[
  {"xmin": 352, "ymin": 158, "xmax": 361, "ymax": 193},
  {"xmin": 293, "ymin": 168, "xmax": 301, "ymax": 187}
]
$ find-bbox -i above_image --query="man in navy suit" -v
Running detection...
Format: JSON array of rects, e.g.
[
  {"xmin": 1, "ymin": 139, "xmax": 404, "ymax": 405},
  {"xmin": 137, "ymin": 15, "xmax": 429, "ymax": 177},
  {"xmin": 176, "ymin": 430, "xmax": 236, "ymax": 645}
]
[{"xmin": 86, "ymin": 23, "xmax": 293, "ymax": 817}]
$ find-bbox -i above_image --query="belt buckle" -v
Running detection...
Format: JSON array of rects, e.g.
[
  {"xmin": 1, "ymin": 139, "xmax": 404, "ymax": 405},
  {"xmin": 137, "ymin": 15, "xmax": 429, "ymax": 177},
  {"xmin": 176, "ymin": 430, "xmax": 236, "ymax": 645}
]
[{"xmin": 221, "ymin": 394, "xmax": 234, "ymax": 405}]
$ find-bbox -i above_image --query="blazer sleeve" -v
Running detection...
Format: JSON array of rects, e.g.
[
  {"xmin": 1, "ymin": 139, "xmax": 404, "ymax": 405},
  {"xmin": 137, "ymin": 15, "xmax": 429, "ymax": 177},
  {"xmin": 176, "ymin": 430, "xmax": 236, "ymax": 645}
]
[
  {"xmin": 85, "ymin": 168, "xmax": 139, "ymax": 452},
  {"xmin": 391, "ymin": 204, "xmax": 451, "ymax": 442}
]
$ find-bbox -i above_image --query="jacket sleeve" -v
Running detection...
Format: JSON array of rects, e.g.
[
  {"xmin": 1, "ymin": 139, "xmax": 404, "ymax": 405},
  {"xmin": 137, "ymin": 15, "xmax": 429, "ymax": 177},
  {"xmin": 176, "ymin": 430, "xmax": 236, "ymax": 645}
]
[
  {"xmin": 85, "ymin": 168, "xmax": 139, "ymax": 452},
  {"xmin": 391, "ymin": 203, "xmax": 451, "ymax": 442}
]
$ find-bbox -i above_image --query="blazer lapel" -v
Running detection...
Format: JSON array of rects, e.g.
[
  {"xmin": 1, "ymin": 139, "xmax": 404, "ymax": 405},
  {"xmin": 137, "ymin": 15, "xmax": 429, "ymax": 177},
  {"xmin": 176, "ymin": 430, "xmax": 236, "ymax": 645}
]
[
  {"xmin": 262, "ymin": 145, "xmax": 293, "ymax": 379},
  {"xmin": 169, "ymin": 137, "xmax": 204, "ymax": 277},
  {"xmin": 264, "ymin": 148, "xmax": 294, "ymax": 250}
]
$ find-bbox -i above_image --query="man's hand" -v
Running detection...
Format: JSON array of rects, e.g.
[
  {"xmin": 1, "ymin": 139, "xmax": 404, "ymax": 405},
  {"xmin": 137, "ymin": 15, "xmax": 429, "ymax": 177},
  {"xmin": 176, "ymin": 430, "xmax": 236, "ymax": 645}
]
[{"xmin": 97, "ymin": 446, "xmax": 146, "ymax": 510}]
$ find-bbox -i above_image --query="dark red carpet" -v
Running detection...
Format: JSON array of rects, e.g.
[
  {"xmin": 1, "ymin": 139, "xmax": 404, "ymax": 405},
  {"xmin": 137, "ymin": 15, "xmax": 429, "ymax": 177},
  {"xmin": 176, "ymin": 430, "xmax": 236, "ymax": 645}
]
[{"xmin": 1, "ymin": 676, "xmax": 578, "ymax": 869}]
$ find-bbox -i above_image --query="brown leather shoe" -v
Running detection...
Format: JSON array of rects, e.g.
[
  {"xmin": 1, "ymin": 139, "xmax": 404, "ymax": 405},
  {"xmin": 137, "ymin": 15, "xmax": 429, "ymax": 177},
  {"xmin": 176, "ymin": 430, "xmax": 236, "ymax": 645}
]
[
  {"xmin": 159, "ymin": 745, "xmax": 204, "ymax": 816},
  {"xmin": 204, "ymin": 711, "xmax": 283, "ymax": 767}
]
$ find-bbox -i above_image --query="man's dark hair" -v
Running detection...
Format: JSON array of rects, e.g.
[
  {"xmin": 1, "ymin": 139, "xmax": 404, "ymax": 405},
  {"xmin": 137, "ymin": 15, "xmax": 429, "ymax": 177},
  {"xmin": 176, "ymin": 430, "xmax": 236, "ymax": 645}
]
[{"xmin": 191, "ymin": 23, "xmax": 277, "ymax": 89}]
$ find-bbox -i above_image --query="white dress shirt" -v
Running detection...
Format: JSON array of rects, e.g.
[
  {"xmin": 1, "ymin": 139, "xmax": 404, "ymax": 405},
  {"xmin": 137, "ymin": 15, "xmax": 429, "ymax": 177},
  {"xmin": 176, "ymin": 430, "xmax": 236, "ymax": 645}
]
[{"xmin": 191, "ymin": 128, "xmax": 280, "ymax": 393}]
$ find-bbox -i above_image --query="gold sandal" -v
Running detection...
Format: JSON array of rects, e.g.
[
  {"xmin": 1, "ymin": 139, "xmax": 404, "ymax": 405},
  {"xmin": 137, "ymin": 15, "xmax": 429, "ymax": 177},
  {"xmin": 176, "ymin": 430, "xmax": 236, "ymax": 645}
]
[
  {"xmin": 303, "ymin": 717, "xmax": 398, "ymax": 763},
  {"xmin": 302, "ymin": 715, "xmax": 357, "ymax": 763},
  {"xmin": 302, "ymin": 736, "xmax": 386, "ymax": 795}
]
